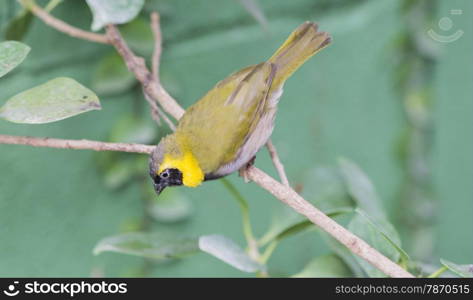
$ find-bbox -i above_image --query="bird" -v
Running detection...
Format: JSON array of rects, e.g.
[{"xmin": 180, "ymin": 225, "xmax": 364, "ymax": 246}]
[{"xmin": 149, "ymin": 21, "xmax": 331, "ymax": 194}]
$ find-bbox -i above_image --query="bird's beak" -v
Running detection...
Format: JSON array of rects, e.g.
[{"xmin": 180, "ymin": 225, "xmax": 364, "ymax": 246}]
[{"xmin": 154, "ymin": 181, "xmax": 168, "ymax": 195}]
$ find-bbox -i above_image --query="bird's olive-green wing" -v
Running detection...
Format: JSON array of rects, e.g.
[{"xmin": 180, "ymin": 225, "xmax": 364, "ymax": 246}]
[{"xmin": 177, "ymin": 62, "xmax": 275, "ymax": 173}]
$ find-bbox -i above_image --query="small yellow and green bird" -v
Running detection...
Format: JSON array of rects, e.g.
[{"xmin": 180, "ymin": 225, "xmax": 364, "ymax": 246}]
[{"xmin": 149, "ymin": 22, "xmax": 331, "ymax": 194}]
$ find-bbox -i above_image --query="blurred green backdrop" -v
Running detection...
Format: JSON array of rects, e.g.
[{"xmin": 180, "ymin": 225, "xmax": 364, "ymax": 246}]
[{"xmin": 0, "ymin": 0, "xmax": 471, "ymax": 277}]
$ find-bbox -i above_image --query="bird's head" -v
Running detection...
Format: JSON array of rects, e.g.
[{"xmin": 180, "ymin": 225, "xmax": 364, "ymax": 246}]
[{"xmin": 149, "ymin": 135, "xmax": 204, "ymax": 195}]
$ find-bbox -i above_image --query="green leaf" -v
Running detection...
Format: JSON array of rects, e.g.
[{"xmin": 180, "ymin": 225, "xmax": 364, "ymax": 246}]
[
  {"xmin": 93, "ymin": 232, "xmax": 199, "ymax": 260},
  {"xmin": 86, "ymin": 0, "xmax": 145, "ymax": 31},
  {"xmin": 92, "ymin": 52, "xmax": 136, "ymax": 96},
  {"xmin": 348, "ymin": 209, "xmax": 404, "ymax": 277},
  {"xmin": 258, "ymin": 207, "xmax": 304, "ymax": 246},
  {"xmin": 275, "ymin": 220, "xmax": 313, "ymax": 241},
  {"xmin": 235, "ymin": 0, "xmax": 268, "ymax": 31},
  {"xmin": 261, "ymin": 208, "xmax": 351, "ymax": 246},
  {"xmin": 199, "ymin": 234, "xmax": 263, "ymax": 273},
  {"xmin": 0, "ymin": 77, "xmax": 101, "ymax": 124},
  {"xmin": 292, "ymin": 254, "xmax": 354, "ymax": 278},
  {"xmin": 303, "ymin": 166, "xmax": 355, "ymax": 213},
  {"xmin": 0, "ymin": 41, "xmax": 30, "ymax": 78},
  {"xmin": 148, "ymin": 188, "xmax": 193, "ymax": 223},
  {"xmin": 338, "ymin": 158, "xmax": 386, "ymax": 219},
  {"xmin": 320, "ymin": 233, "xmax": 366, "ymax": 277},
  {"xmin": 337, "ymin": 159, "xmax": 409, "ymax": 275},
  {"xmin": 4, "ymin": 9, "xmax": 33, "ymax": 41},
  {"xmin": 260, "ymin": 167, "xmax": 354, "ymax": 246},
  {"xmin": 356, "ymin": 209, "xmax": 410, "ymax": 265},
  {"xmin": 440, "ymin": 259, "xmax": 473, "ymax": 278},
  {"xmin": 320, "ymin": 159, "xmax": 409, "ymax": 277}
]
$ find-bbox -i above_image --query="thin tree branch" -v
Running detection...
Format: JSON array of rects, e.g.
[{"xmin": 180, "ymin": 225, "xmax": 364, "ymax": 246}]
[
  {"xmin": 266, "ymin": 140, "xmax": 290, "ymax": 187},
  {"xmin": 246, "ymin": 166, "xmax": 414, "ymax": 278},
  {"xmin": 105, "ymin": 24, "xmax": 185, "ymax": 120},
  {"xmin": 144, "ymin": 91, "xmax": 176, "ymax": 131},
  {"xmin": 150, "ymin": 12, "xmax": 162, "ymax": 81},
  {"xmin": 0, "ymin": 134, "xmax": 154, "ymax": 154},
  {"xmin": 19, "ymin": 0, "xmax": 110, "ymax": 44},
  {"xmin": 154, "ymin": 104, "xmax": 176, "ymax": 131},
  {"xmin": 16, "ymin": 7, "xmax": 416, "ymax": 278}
]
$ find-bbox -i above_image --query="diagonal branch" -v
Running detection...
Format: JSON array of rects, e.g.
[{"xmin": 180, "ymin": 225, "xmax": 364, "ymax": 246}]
[
  {"xmin": 247, "ymin": 166, "xmax": 413, "ymax": 278},
  {"xmin": 105, "ymin": 25, "xmax": 184, "ymax": 120}
]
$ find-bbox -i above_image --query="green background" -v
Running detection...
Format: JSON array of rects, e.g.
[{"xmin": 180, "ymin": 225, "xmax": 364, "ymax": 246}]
[{"xmin": 0, "ymin": 0, "xmax": 471, "ymax": 277}]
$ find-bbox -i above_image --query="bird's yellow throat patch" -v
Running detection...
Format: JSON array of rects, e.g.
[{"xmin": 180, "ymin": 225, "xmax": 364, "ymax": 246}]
[{"xmin": 158, "ymin": 151, "xmax": 204, "ymax": 187}]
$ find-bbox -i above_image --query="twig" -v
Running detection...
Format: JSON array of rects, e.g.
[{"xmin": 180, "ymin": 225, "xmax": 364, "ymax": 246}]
[
  {"xmin": 19, "ymin": 0, "xmax": 109, "ymax": 44},
  {"xmin": 144, "ymin": 91, "xmax": 176, "ymax": 131},
  {"xmin": 150, "ymin": 106, "xmax": 162, "ymax": 126},
  {"xmin": 147, "ymin": 13, "xmax": 177, "ymax": 131},
  {"xmin": 105, "ymin": 25, "xmax": 185, "ymax": 120},
  {"xmin": 266, "ymin": 139, "xmax": 290, "ymax": 186},
  {"xmin": 150, "ymin": 12, "xmax": 162, "ymax": 81},
  {"xmin": 246, "ymin": 166, "xmax": 414, "ymax": 278},
  {"xmin": 0, "ymin": 134, "xmax": 154, "ymax": 154},
  {"xmin": 17, "ymin": 8, "xmax": 416, "ymax": 278}
]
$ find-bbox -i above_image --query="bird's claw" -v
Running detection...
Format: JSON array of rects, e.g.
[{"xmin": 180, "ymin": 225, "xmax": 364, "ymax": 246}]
[{"xmin": 239, "ymin": 156, "xmax": 256, "ymax": 183}]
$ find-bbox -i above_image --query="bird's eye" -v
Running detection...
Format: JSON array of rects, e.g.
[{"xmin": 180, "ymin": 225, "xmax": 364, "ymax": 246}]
[{"xmin": 161, "ymin": 171, "xmax": 169, "ymax": 178}]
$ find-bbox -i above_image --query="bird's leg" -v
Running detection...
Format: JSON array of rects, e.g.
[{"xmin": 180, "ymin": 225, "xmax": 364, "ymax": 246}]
[{"xmin": 239, "ymin": 156, "xmax": 256, "ymax": 183}]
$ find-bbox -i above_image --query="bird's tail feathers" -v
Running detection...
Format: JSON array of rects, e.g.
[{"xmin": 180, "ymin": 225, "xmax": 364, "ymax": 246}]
[{"xmin": 268, "ymin": 22, "xmax": 331, "ymax": 88}]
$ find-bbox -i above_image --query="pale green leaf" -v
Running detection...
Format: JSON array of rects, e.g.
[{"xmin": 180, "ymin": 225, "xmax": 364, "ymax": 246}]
[
  {"xmin": 337, "ymin": 159, "xmax": 409, "ymax": 275},
  {"xmin": 199, "ymin": 234, "xmax": 263, "ymax": 273},
  {"xmin": 86, "ymin": 0, "xmax": 145, "ymax": 31},
  {"xmin": 93, "ymin": 232, "xmax": 199, "ymax": 259},
  {"xmin": 356, "ymin": 209, "xmax": 410, "ymax": 265},
  {"xmin": 258, "ymin": 207, "xmax": 304, "ymax": 246},
  {"xmin": 260, "ymin": 208, "xmax": 351, "ymax": 246},
  {"xmin": 338, "ymin": 158, "xmax": 385, "ymax": 219},
  {"xmin": 320, "ymin": 232, "xmax": 366, "ymax": 277},
  {"xmin": 0, "ymin": 41, "xmax": 30, "ymax": 78},
  {"xmin": 292, "ymin": 254, "xmax": 354, "ymax": 278},
  {"xmin": 260, "ymin": 166, "xmax": 353, "ymax": 246},
  {"xmin": 303, "ymin": 166, "xmax": 355, "ymax": 213},
  {"xmin": 440, "ymin": 259, "xmax": 473, "ymax": 278},
  {"xmin": 348, "ymin": 209, "xmax": 405, "ymax": 277},
  {"xmin": 0, "ymin": 77, "xmax": 101, "ymax": 124}
]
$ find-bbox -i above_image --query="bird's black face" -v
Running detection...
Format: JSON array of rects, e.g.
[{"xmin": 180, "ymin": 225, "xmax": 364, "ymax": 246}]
[{"xmin": 151, "ymin": 168, "xmax": 183, "ymax": 195}]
